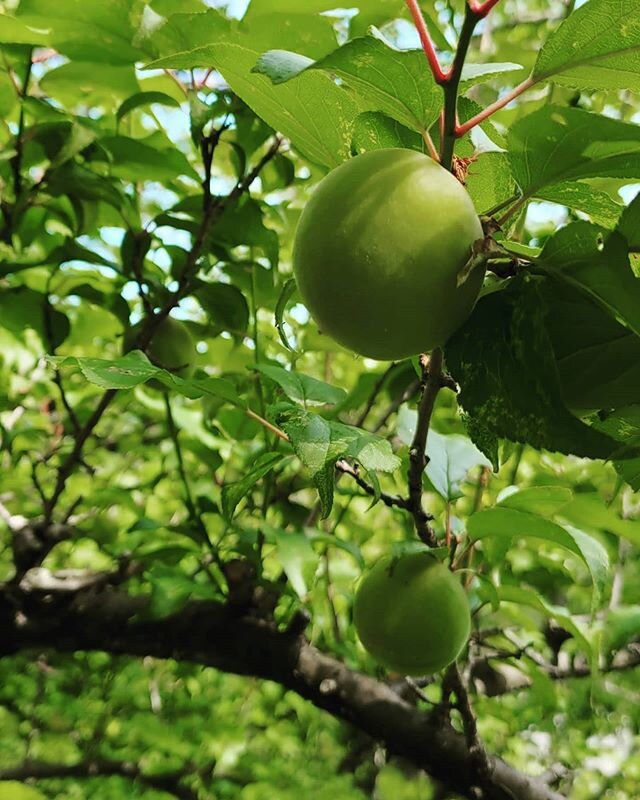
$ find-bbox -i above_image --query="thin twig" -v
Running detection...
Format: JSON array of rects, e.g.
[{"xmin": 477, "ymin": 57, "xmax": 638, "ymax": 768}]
[
  {"xmin": 456, "ymin": 76, "xmax": 536, "ymax": 137},
  {"xmin": 447, "ymin": 664, "xmax": 492, "ymax": 788},
  {"xmin": 354, "ymin": 364, "xmax": 396, "ymax": 428},
  {"xmin": 335, "ymin": 460, "xmax": 413, "ymax": 513}
]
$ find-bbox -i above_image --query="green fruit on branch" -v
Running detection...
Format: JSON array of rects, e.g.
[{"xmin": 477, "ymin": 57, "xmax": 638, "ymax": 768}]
[
  {"xmin": 292, "ymin": 148, "xmax": 484, "ymax": 360},
  {"xmin": 124, "ymin": 316, "xmax": 196, "ymax": 386},
  {"xmin": 353, "ymin": 552, "xmax": 470, "ymax": 675}
]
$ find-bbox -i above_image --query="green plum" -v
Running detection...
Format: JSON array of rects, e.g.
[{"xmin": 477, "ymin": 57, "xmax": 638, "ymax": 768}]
[
  {"xmin": 353, "ymin": 552, "xmax": 470, "ymax": 675},
  {"xmin": 293, "ymin": 148, "xmax": 484, "ymax": 360}
]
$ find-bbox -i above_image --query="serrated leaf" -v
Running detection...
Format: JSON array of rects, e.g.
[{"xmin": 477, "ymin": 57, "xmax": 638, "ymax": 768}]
[
  {"xmin": 51, "ymin": 352, "xmax": 241, "ymax": 405},
  {"xmin": 534, "ymin": 0, "xmax": 640, "ymax": 91},
  {"xmin": 279, "ymin": 407, "xmax": 401, "ymax": 517},
  {"xmin": 254, "ymin": 32, "xmax": 440, "ymax": 133},
  {"xmin": 221, "ymin": 452, "xmax": 285, "ymax": 520},
  {"xmin": 255, "ymin": 364, "xmax": 346, "ymax": 407},
  {"xmin": 508, "ymin": 106, "xmax": 640, "ymax": 201},
  {"xmin": 541, "ymin": 276, "xmax": 640, "ymax": 411},
  {"xmin": 445, "ymin": 278, "xmax": 626, "ymax": 460},
  {"xmin": 539, "ymin": 222, "xmax": 640, "ymax": 338}
]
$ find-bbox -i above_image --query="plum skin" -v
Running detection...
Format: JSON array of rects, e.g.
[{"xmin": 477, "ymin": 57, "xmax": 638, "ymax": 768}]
[
  {"xmin": 293, "ymin": 148, "xmax": 484, "ymax": 361},
  {"xmin": 353, "ymin": 552, "xmax": 471, "ymax": 675}
]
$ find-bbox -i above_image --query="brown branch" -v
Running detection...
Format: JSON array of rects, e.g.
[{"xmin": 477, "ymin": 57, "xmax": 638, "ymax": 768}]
[
  {"xmin": 0, "ymin": 581, "xmax": 566, "ymax": 800},
  {"xmin": 407, "ymin": 351, "xmax": 443, "ymax": 548},
  {"xmin": 335, "ymin": 460, "xmax": 414, "ymax": 513}
]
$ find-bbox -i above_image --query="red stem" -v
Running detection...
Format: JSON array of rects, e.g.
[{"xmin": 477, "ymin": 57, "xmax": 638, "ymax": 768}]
[
  {"xmin": 455, "ymin": 76, "xmax": 536, "ymax": 136},
  {"xmin": 468, "ymin": 0, "xmax": 501, "ymax": 16},
  {"xmin": 405, "ymin": 0, "xmax": 449, "ymax": 85}
]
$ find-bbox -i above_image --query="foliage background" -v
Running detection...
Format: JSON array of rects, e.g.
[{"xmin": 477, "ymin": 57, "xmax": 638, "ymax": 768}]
[{"xmin": 1, "ymin": 0, "xmax": 640, "ymax": 798}]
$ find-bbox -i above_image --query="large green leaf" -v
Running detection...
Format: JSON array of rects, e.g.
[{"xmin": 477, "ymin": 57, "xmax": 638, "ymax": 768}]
[
  {"xmin": 145, "ymin": 40, "xmax": 363, "ymax": 168},
  {"xmin": 255, "ymin": 364, "xmax": 347, "ymax": 408},
  {"xmin": 534, "ymin": 0, "xmax": 640, "ymax": 91},
  {"xmin": 253, "ymin": 32, "xmax": 441, "ymax": 132},
  {"xmin": 445, "ymin": 279, "xmax": 627, "ymax": 463},
  {"xmin": 468, "ymin": 505, "xmax": 609, "ymax": 603},
  {"xmin": 539, "ymin": 222, "xmax": 640, "ymax": 339},
  {"xmin": 508, "ymin": 106, "xmax": 640, "ymax": 200}
]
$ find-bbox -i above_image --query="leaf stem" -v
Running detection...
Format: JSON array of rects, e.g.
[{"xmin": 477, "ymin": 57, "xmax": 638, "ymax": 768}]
[
  {"xmin": 455, "ymin": 76, "xmax": 536, "ymax": 137},
  {"xmin": 405, "ymin": 0, "xmax": 449, "ymax": 85}
]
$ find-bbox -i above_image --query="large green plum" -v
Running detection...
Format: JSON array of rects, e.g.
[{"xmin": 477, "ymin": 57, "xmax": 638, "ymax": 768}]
[
  {"xmin": 353, "ymin": 552, "xmax": 471, "ymax": 675},
  {"xmin": 293, "ymin": 148, "xmax": 484, "ymax": 360}
]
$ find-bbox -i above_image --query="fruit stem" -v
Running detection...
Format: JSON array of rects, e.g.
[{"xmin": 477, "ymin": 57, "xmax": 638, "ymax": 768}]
[
  {"xmin": 405, "ymin": 0, "xmax": 449, "ymax": 85},
  {"xmin": 407, "ymin": 349, "xmax": 443, "ymax": 548}
]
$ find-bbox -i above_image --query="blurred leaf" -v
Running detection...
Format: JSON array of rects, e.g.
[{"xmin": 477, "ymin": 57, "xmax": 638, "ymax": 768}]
[
  {"xmin": 221, "ymin": 452, "xmax": 285, "ymax": 520},
  {"xmin": 255, "ymin": 364, "xmax": 346, "ymax": 407}
]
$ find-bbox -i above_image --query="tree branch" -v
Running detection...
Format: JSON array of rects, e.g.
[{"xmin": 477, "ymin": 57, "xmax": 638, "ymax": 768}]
[
  {"xmin": 0, "ymin": 580, "xmax": 566, "ymax": 800},
  {"xmin": 407, "ymin": 351, "xmax": 443, "ymax": 548}
]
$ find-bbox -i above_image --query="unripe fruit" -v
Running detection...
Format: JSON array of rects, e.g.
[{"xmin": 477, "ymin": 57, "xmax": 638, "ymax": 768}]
[
  {"xmin": 353, "ymin": 552, "xmax": 470, "ymax": 675},
  {"xmin": 293, "ymin": 148, "xmax": 484, "ymax": 360},
  {"xmin": 124, "ymin": 316, "xmax": 196, "ymax": 387}
]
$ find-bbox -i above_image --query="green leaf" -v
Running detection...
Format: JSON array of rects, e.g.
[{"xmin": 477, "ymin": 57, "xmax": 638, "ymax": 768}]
[
  {"xmin": 499, "ymin": 486, "xmax": 573, "ymax": 517},
  {"xmin": 195, "ymin": 283, "xmax": 250, "ymax": 339},
  {"xmin": 496, "ymin": 586, "xmax": 591, "ymax": 657},
  {"xmin": 617, "ymin": 192, "xmax": 640, "ymax": 251},
  {"xmin": 601, "ymin": 606, "xmax": 640, "ymax": 654},
  {"xmin": 272, "ymin": 529, "xmax": 319, "ymax": 598},
  {"xmin": 594, "ymin": 405, "xmax": 640, "ymax": 490},
  {"xmin": 117, "ymin": 90, "xmax": 181, "ymax": 124},
  {"xmin": 397, "ymin": 408, "xmax": 491, "ymax": 501},
  {"xmin": 508, "ymin": 106, "xmax": 640, "ymax": 201},
  {"xmin": 541, "ymin": 277, "xmax": 640, "ymax": 411},
  {"xmin": 351, "ymin": 111, "xmax": 424, "ymax": 155},
  {"xmin": 537, "ymin": 182, "xmax": 624, "ymax": 228},
  {"xmin": 0, "ymin": 783, "xmax": 48, "ymax": 800},
  {"xmin": 100, "ymin": 135, "xmax": 199, "ymax": 182},
  {"xmin": 469, "ymin": 508, "xmax": 609, "ymax": 605},
  {"xmin": 460, "ymin": 62, "xmax": 524, "ymax": 88},
  {"xmin": 539, "ymin": 222, "xmax": 640, "ymax": 339},
  {"xmin": 279, "ymin": 407, "xmax": 401, "ymax": 517},
  {"xmin": 445, "ymin": 278, "xmax": 626, "ymax": 461},
  {"xmin": 221, "ymin": 452, "xmax": 285, "ymax": 520},
  {"xmin": 145, "ymin": 40, "xmax": 363, "ymax": 168},
  {"xmin": 51, "ymin": 352, "xmax": 241, "ymax": 404},
  {"xmin": 274, "ymin": 278, "xmax": 298, "ymax": 352},
  {"xmin": 254, "ymin": 31, "xmax": 441, "ymax": 133},
  {"xmin": 556, "ymin": 493, "xmax": 640, "ymax": 546},
  {"xmin": 255, "ymin": 364, "xmax": 346, "ymax": 407},
  {"xmin": 146, "ymin": 564, "xmax": 218, "ymax": 619},
  {"xmin": 534, "ymin": 0, "xmax": 640, "ymax": 91}
]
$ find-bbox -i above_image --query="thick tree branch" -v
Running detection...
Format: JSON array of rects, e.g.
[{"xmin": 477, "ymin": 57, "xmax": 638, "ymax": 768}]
[{"xmin": 0, "ymin": 579, "xmax": 565, "ymax": 800}]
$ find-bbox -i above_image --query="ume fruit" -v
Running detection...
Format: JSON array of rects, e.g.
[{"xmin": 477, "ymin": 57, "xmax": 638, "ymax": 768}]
[
  {"xmin": 353, "ymin": 552, "xmax": 471, "ymax": 675},
  {"xmin": 293, "ymin": 148, "xmax": 484, "ymax": 360}
]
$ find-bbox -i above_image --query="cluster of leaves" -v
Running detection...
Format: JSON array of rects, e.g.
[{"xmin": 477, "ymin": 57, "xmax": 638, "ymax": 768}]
[{"xmin": 1, "ymin": 0, "xmax": 640, "ymax": 799}]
